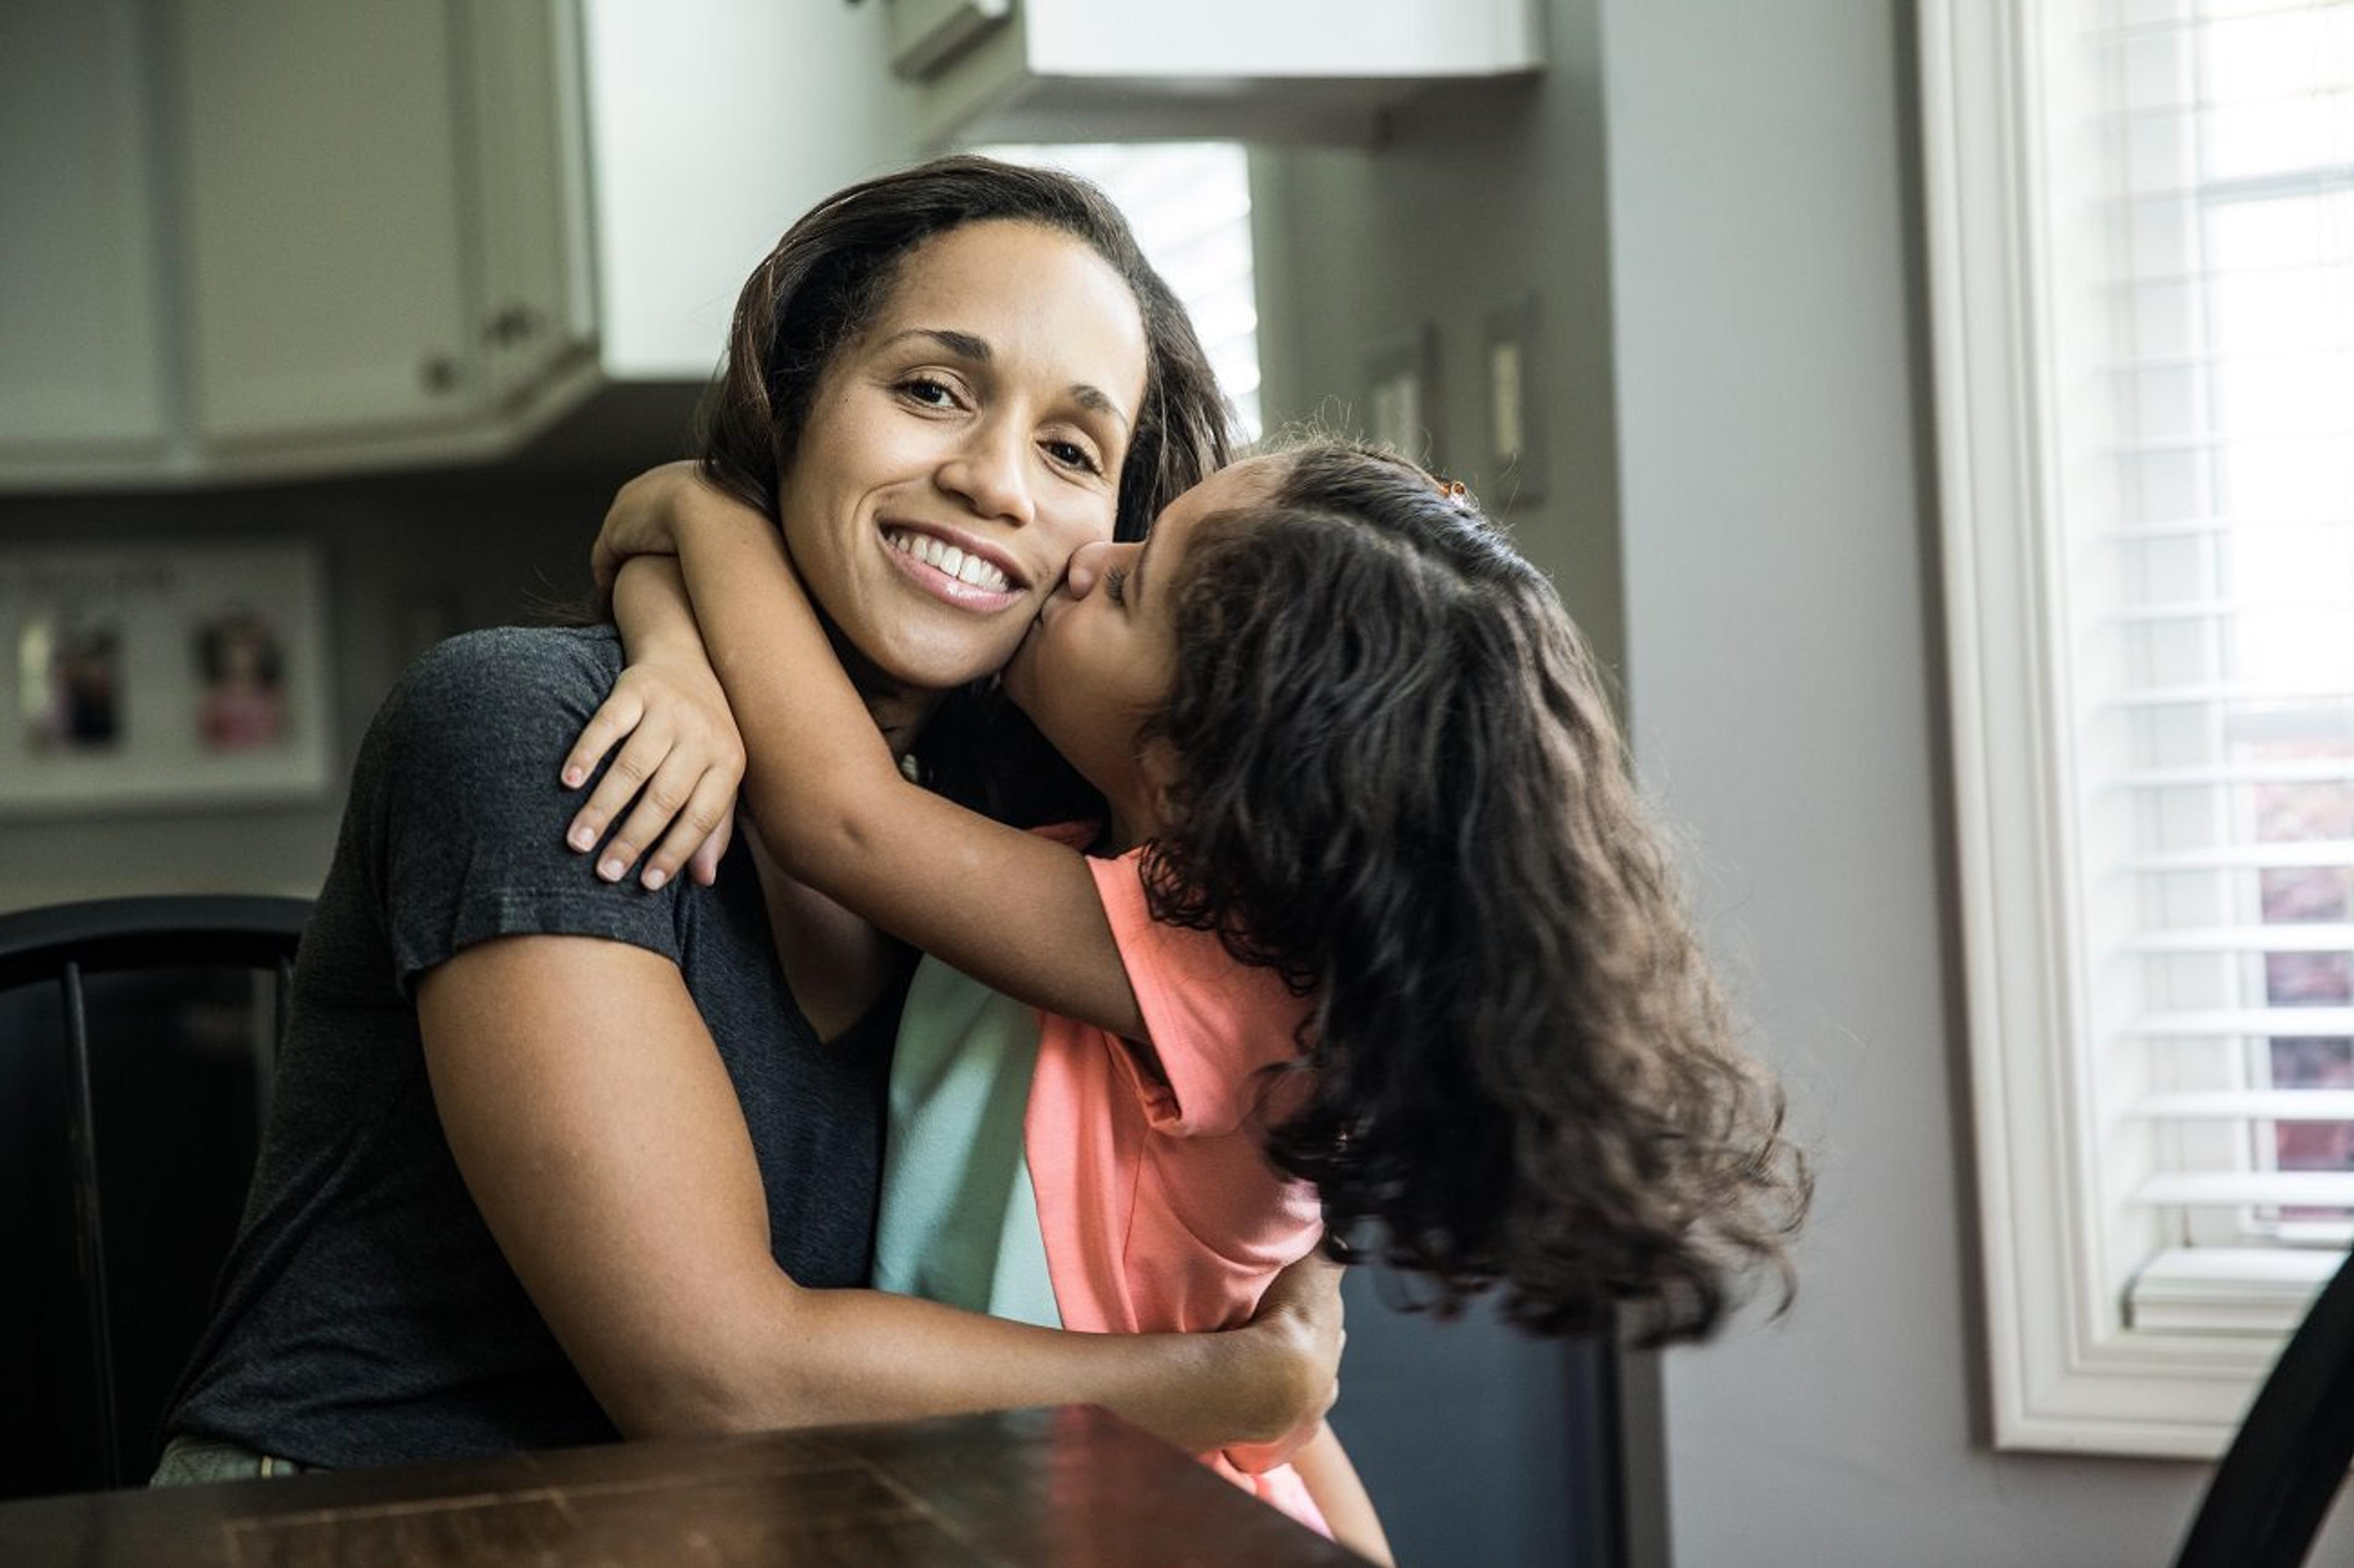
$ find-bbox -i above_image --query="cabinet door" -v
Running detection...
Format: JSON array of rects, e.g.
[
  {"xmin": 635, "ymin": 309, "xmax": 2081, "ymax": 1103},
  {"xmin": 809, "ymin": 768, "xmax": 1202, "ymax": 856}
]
[
  {"xmin": 462, "ymin": 0, "xmax": 596, "ymax": 409},
  {"xmin": 0, "ymin": 0, "xmax": 167, "ymax": 453},
  {"xmin": 172, "ymin": 0, "xmax": 478, "ymax": 443}
]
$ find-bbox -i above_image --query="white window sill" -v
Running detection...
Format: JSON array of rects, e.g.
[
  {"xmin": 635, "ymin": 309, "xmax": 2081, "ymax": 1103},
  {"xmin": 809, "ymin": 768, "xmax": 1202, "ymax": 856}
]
[{"xmin": 2127, "ymin": 1247, "xmax": 2339, "ymax": 1338}]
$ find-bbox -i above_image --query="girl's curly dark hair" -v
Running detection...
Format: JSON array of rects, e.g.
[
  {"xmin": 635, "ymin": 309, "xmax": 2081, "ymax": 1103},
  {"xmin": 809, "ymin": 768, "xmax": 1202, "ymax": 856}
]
[{"xmin": 1141, "ymin": 441, "xmax": 1810, "ymax": 1345}]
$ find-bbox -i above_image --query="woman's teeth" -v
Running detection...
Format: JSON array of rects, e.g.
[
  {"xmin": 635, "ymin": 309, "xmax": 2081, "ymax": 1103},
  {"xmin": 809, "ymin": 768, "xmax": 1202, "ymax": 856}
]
[{"xmin": 887, "ymin": 530, "xmax": 1012, "ymax": 592}]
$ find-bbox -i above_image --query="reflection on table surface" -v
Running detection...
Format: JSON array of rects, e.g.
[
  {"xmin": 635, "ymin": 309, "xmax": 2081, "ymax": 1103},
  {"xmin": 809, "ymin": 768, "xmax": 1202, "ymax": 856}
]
[{"xmin": 0, "ymin": 1404, "xmax": 1365, "ymax": 1567}]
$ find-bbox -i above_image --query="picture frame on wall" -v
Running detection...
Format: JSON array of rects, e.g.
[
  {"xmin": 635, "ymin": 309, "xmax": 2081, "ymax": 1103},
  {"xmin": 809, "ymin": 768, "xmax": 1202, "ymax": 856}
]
[
  {"xmin": 0, "ymin": 539, "xmax": 331, "ymax": 816},
  {"xmin": 1365, "ymin": 322, "xmax": 1442, "ymax": 471}
]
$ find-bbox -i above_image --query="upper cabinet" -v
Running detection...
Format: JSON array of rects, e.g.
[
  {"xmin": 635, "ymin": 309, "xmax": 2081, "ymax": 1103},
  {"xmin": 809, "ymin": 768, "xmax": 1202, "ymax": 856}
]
[
  {"xmin": 174, "ymin": 1, "xmax": 490, "ymax": 446},
  {"xmin": 168, "ymin": 0, "xmax": 606, "ymax": 468},
  {"xmin": 0, "ymin": 0, "xmax": 169, "ymax": 468},
  {"xmin": 0, "ymin": 0, "xmax": 919, "ymax": 489},
  {"xmin": 893, "ymin": 0, "xmax": 1544, "ymax": 145},
  {"xmin": 0, "ymin": 0, "xmax": 1526, "ymax": 490},
  {"xmin": 465, "ymin": 0, "xmax": 600, "ymax": 408}
]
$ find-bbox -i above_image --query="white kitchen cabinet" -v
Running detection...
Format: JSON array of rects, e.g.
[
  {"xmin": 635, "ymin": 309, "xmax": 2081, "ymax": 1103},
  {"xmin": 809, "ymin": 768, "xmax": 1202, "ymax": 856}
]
[
  {"xmin": 894, "ymin": 0, "xmax": 1544, "ymax": 145},
  {"xmin": 0, "ymin": 1, "xmax": 911, "ymax": 489},
  {"xmin": 463, "ymin": 0, "xmax": 600, "ymax": 409},
  {"xmin": 172, "ymin": 1, "xmax": 481, "ymax": 444},
  {"xmin": 171, "ymin": 0, "xmax": 596, "ymax": 449},
  {"xmin": 2, "ymin": 0, "xmax": 1498, "ymax": 490},
  {"xmin": 0, "ymin": 0, "xmax": 169, "ymax": 466}
]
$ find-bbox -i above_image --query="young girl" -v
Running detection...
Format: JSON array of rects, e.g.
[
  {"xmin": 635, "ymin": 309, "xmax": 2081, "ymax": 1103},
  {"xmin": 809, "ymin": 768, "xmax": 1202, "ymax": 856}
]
[{"xmin": 566, "ymin": 441, "xmax": 1809, "ymax": 1558}]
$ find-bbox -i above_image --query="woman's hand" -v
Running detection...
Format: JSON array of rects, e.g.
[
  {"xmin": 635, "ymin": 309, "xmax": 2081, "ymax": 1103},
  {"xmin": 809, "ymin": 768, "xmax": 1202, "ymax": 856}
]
[
  {"xmin": 563, "ymin": 558, "xmax": 746, "ymax": 890},
  {"xmin": 1219, "ymin": 1249, "xmax": 1347, "ymax": 1474}
]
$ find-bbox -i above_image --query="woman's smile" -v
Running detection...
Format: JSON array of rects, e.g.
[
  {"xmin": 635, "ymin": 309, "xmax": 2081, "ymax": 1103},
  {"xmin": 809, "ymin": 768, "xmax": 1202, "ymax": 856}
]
[{"xmin": 879, "ymin": 520, "xmax": 1026, "ymax": 611}]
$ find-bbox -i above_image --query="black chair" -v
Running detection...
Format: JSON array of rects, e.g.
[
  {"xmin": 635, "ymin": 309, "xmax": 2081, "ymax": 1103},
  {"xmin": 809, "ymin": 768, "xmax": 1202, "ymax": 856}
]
[
  {"xmin": 2173, "ymin": 1246, "xmax": 2354, "ymax": 1568},
  {"xmin": 0, "ymin": 895, "xmax": 310, "ymax": 1498}
]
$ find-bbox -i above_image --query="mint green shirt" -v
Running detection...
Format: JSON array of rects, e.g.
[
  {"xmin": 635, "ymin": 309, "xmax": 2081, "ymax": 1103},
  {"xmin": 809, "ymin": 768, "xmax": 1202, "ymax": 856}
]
[{"xmin": 870, "ymin": 955, "xmax": 1062, "ymax": 1330}]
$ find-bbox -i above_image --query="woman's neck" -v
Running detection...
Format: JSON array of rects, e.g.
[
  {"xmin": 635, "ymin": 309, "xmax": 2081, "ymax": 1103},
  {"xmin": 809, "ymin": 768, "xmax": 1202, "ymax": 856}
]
[
  {"xmin": 821, "ymin": 620, "xmax": 940, "ymax": 760},
  {"xmin": 863, "ymin": 685, "xmax": 936, "ymax": 761}
]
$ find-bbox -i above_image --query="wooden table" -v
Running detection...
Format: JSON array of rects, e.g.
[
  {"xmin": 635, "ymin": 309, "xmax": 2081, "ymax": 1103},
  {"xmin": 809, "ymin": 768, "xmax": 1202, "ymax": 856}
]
[{"xmin": 0, "ymin": 1406, "xmax": 1360, "ymax": 1566}]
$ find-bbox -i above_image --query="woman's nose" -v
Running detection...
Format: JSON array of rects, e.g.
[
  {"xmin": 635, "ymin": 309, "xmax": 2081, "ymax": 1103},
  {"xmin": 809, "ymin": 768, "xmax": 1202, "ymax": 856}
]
[{"xmin": 937, "ymin": 422, "xmax": 1036, "ymax": 528}]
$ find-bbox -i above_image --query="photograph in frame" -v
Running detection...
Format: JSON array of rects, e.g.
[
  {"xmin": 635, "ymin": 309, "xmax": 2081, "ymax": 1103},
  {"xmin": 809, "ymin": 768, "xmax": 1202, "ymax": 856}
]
[{"xmin": 1, "ymin": 539, "xmax": 331, "ymax": 815}]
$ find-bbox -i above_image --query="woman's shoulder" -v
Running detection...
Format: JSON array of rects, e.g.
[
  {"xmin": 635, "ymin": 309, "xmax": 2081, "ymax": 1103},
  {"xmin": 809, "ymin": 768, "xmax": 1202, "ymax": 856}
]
[
  {"xmin": 398, "ymin": 623, "xmax": 622, "ymax": 705},
  {"xmin": 362, "ymin": 624, "xmax": 623, "ymax": 776},
  {"xmin": 393, "ymin": 626, "xmax": 626, "ymax": 715}
]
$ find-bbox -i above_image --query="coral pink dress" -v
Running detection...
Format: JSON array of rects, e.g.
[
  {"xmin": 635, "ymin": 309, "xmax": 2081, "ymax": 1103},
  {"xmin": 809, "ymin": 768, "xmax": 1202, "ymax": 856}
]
[{"xmin": 1021, "ymin": 849, "xmax": 1328, "ymax": 1531}]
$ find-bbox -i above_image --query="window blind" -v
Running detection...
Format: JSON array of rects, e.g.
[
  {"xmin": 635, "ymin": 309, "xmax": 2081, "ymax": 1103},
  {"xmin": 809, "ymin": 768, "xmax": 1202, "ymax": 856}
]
[
  {"xmin": 975, "ymin": 142, "xmax": 1264, "ymax": 442},
  {"xmin": 2065, "ymin": 0, "xmax": 2354, "ymax": 1306}
]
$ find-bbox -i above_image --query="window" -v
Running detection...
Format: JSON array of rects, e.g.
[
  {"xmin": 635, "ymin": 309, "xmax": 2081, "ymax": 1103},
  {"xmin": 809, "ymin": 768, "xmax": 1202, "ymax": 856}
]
[
  {"xmin": 974, "ymin": 142, "xmax": 1264, "ymax": 440},
  {"xmin": 1924, "ymin": 0, "xmax": 2354, "ymax": 1454}
]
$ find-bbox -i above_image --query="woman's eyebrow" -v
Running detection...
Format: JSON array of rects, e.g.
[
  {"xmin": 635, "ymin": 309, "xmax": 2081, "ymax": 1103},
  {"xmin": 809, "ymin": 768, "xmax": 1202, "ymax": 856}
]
[
  {"xmin": 1072, "ymin": 384, "xmax": 1131, "ymax": 433},
  {"xmin": 878, "ymin": 328, "xmax": 1130, "ymax": 432},
  {"xmin": 882, "ymin": 327, "xmax": 992, "ymax": 362}
]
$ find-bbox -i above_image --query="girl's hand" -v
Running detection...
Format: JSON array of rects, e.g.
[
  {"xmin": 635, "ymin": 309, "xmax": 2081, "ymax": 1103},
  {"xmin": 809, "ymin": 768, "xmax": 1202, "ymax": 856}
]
[
  {"xmin": 591, "ymin": 460, "xmax": 706, "ymax": 596},
  {"xmin": 562, "ymin": 644, "xmax": 745, "ymax": 891}
]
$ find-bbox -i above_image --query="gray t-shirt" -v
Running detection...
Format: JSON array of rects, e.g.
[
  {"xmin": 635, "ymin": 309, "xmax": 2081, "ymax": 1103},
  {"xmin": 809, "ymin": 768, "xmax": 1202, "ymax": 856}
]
[{"xmin": 166, "ymin": 626, "xmax": 895, "ymax": 1468}]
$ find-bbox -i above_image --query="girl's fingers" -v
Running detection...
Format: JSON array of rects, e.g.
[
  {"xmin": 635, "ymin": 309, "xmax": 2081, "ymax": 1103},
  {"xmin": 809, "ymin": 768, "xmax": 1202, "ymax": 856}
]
[
  {"xmin": 568, "ymin": 722, "xmax": 671, "ymax": 866},
  {"xmin": 641, "ymin": 771, "xmax": 739, "ymax": 891},
  {"xmin": 599, "ymin": 747, "xmax": 712, "ymax": 888},
  {"xmin": 562, "ymin": 687, "xmax": 646, "ymax": 793},
  {"xmin": 687, "ymin": 810, "xmax": 734, "ymax": 888}
]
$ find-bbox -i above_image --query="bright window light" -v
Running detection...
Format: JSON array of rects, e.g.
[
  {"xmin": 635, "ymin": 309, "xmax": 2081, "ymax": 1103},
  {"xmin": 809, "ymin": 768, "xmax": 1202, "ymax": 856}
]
[{"xmin": 977, "ymin": 142, "xmax": 1263, "ymax": 442}]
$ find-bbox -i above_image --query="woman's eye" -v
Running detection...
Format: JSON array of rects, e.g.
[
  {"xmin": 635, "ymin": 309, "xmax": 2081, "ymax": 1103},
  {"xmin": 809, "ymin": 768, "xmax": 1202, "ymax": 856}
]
[
  {"xmin": 1103, "ymin": 565, "xmax": 1128, "ymax": 606},
  {"xmin": 1044, "ymin": 438, "xmax": 1103, "ymax": 476},
  {"xmin": 900, "ymin": 376, "xmax": 958, "ymax": 408}
]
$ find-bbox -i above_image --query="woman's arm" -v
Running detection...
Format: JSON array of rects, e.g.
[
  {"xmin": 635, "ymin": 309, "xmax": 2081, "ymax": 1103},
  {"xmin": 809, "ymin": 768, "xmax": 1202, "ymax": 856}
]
[
  {"xmin": 598, "ymin": 481, "xmax": 1149, "ymax": 1039},
  {"xmin": 1290, "ymin": 1424, "xmax": 1395, "ymax": 1566},
  {"xmin": 417, "ymin": 932, "xmax": 1339, "ymax": 1451}
]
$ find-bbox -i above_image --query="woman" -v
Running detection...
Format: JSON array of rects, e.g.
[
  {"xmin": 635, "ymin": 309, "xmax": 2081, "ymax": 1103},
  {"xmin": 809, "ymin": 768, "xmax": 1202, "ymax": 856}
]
[{"xmin": 154, "ymin": 157, "xmax": 1340, "ymax": 1482}]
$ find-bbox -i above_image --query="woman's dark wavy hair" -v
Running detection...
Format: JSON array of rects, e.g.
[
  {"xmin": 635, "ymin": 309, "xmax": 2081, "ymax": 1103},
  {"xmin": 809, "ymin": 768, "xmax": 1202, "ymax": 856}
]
[
  {"xmin": 696, "ymin": 154, "xmax": 1233, "ymax": 824},
  {"xmin": 1141, "ymin": 441, "xmax": 1811, "ymax": 1345}
]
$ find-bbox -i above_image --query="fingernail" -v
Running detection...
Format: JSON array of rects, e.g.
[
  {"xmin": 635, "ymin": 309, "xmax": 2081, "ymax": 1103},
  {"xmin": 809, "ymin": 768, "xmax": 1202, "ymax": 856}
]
[
  {"xmin": 599, "ymin": 857, "xmax": 626, "ymax": 881},
  {"xmin": 642, "ymin": 868, "xmax": 669, "ymax": 891},
  {"xmin": 569, "ymin": 826, "xmax": 596, "ymax": 851},
  {"xmin": 562, "ymin": 766, "xmax": 585, "ymax": 788}
]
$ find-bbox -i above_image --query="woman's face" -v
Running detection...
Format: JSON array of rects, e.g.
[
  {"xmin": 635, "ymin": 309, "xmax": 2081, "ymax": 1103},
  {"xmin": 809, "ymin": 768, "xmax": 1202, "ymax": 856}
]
[{"xmin": 779, "ymin": 219, "xmax": 1150, "ymax": 695}]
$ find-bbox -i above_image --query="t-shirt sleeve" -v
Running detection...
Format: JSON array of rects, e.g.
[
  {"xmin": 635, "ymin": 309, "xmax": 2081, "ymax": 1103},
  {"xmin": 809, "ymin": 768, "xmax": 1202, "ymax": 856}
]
[
  {"xmin": 1087, "ymin": 849, "xmax": 1307, "ymax": 1138},
  {"xmin": 356, "ymin": 627, "xmax": 687, "ymax": 995}
]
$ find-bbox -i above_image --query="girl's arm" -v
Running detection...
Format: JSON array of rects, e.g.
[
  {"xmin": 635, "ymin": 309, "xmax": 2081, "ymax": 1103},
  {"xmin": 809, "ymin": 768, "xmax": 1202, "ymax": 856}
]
[
  {"xmin": 579, "ymin": 471, "xmax": 1149, "ymax": 1040},
  {"xmin": 1290, "ymin": 1423, "xmax": 1395, "ymax": 1566},
  {"xmin": 573, "ymin": 558, "xmax": 745, "ymax": 889},
  {"xmin": 597, "ymin": 556, "xmax": 890, "ymax": 1040},
  {"xmin": 418, "ymin": 931, "xmax": 1341, "ymax": 1453}
]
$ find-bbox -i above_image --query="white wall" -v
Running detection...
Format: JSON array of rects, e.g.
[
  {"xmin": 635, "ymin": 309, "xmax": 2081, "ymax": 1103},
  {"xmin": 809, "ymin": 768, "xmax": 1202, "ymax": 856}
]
[
  {"xmin": 1599, "ymin": 1, "xmax": 2354, "ymax": 1563},
  {"xmin": 1259, "ymin": 0, "xmax": 2354, "ymax": 1561}
]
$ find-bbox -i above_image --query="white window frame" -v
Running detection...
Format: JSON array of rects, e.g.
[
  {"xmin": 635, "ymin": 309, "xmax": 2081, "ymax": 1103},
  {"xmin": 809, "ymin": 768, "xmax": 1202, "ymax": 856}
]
[{"xmin": 1919, "ymin": 0, "xmax": 2335, "ymax": 1458}]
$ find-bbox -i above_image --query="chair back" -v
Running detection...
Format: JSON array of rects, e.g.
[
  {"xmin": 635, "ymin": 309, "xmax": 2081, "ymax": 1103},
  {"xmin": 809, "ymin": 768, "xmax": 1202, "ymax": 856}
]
[
  {"xmin": 2174, "ymin": 1246, "xmax": 2354, "ymax": 1568},
  {"xmin": 0, "ymin": 895, "xmax": 309, "ymax": 1497}
]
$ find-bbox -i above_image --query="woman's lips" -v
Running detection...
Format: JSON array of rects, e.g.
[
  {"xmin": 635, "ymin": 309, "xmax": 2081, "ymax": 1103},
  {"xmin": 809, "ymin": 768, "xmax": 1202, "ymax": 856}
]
[{"xmin": 880, "ymin": 525, "xmax": 1026, "ymax": 613}]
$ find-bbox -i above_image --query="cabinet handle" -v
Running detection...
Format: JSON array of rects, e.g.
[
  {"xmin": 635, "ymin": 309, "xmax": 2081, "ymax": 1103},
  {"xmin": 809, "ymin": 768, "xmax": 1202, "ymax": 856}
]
[
  {"xmin": 484, "ymin": 306, "xmax": 541, "ymax": 347},
  {"xmin": 419, "ymin": 356, "xmax": 461, "ymax": 394}
]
